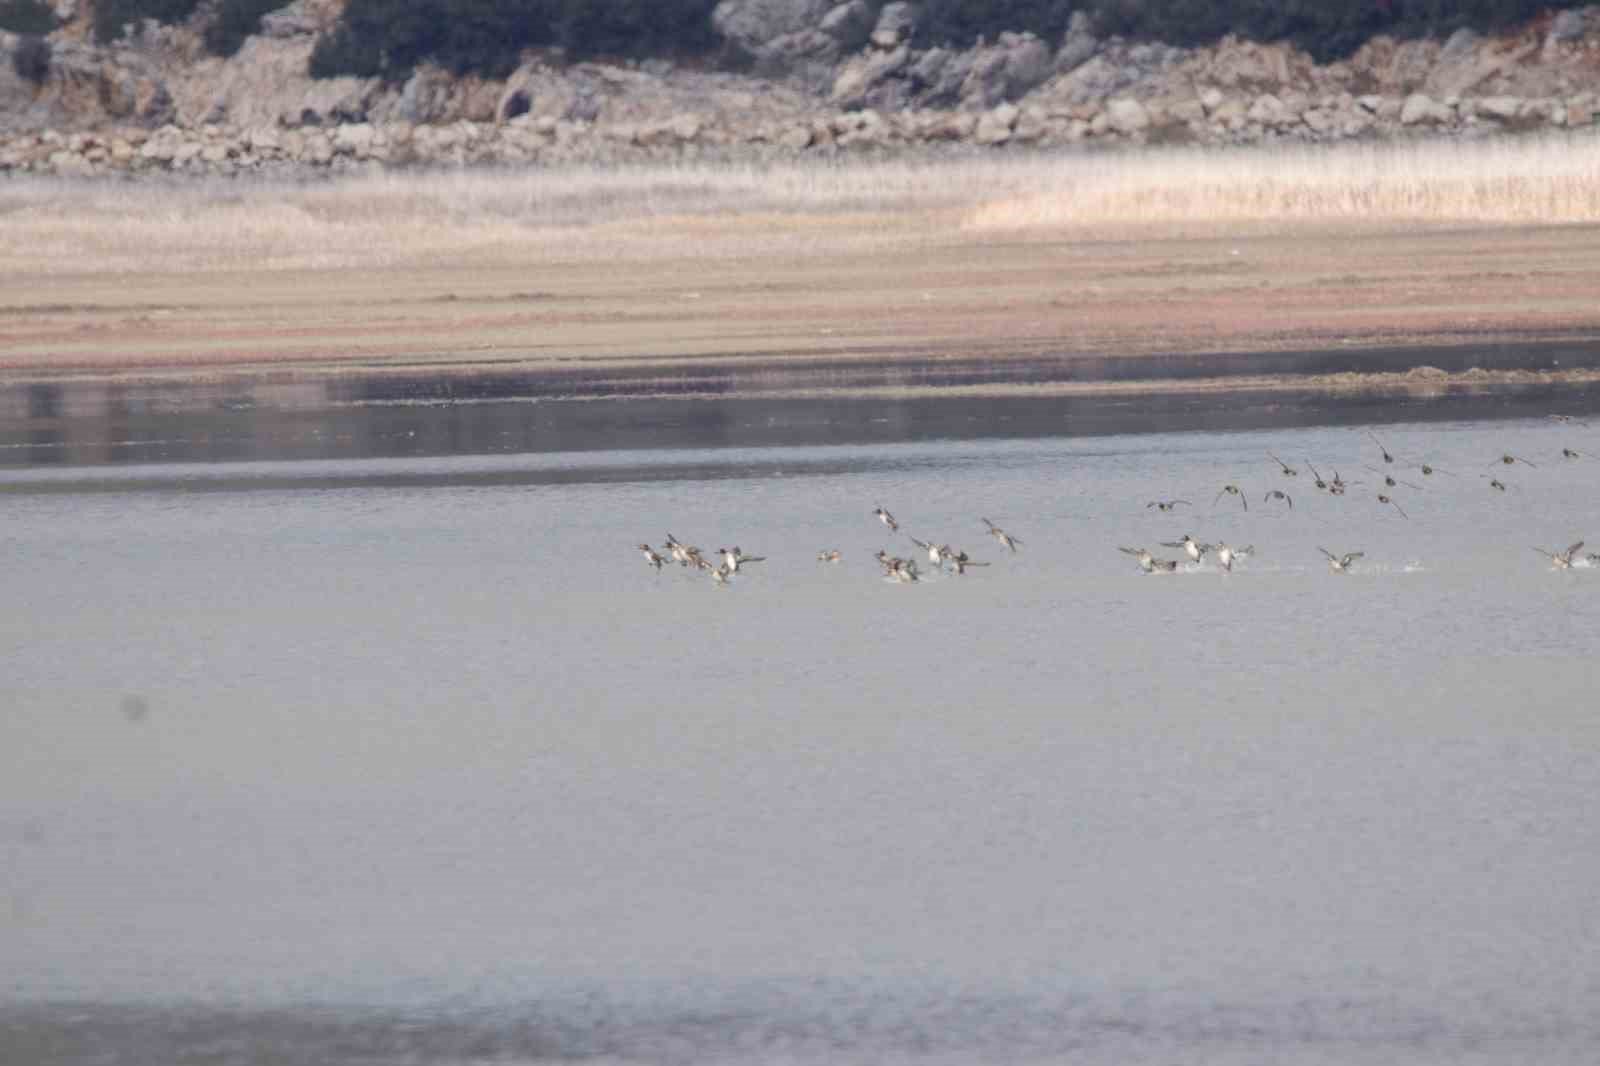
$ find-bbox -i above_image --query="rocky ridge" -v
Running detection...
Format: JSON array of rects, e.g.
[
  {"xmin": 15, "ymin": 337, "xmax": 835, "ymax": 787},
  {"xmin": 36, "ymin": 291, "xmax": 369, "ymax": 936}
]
[{"xmin": 3, "ymin": 0, "xmax": 1600, "ymax": 176}]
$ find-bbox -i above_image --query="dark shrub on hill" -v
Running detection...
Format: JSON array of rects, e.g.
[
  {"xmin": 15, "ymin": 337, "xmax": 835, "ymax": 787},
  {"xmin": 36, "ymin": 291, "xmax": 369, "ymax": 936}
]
[
  {"xmin": 0, "ymin": 0, "xmax": 57, "ymax": 34},
  {"xmin": 204, "ymin": 0, "xmax": 286, "ymax": 56},
  {"xmin": 1087, "ymin": 0, "xmax": 1588, "ymax": 62},
  {"xmin": 11, "ymin": 32, "xmax": 50, "ymax": 83},
  {"xmin": 93, "ymin": 0, "xmax": 202, "ymax": 42},
  {"xmin": 914, "ymin": 0, "xmax": 1077, "ymax": 49},
  {"xmin": 308, "ymin": 0, "xmax": 719, "ymax": 80},
  {"xmin": 311, "ymin": 0, "xmax": 555, "ymax": 81},
  {"xmin": 555, "ymin": 0, "xmax": 717, "ymax": 59}
]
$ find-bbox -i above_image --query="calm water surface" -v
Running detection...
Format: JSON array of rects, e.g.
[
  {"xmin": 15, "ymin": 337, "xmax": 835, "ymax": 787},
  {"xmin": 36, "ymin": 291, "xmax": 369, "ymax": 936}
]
[{"xmin": 3, "ymin": 406, "xmax": 1600, "ymax": 1064}]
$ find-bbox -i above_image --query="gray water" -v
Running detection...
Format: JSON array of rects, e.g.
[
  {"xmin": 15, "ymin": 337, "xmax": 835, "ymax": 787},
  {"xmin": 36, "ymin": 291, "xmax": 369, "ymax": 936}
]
[{"xmin": 4, "ymin": 411, "xmax": 1600, "ymax": 1064}]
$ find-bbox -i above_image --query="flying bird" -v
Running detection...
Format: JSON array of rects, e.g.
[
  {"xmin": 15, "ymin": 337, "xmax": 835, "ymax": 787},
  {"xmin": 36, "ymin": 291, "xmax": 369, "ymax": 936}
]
[
  {"xmin": 1146, "ymin": 499, "xmax": 1191, "ymax": 511},
  {"xmin": 874, "ymin": 506, "xmax": 899, "ymax": 532},
  {"xmin": 1319, "ymin": 547, "xmax": 1364, "ymax": 573},
  {"xmin": 1160, "ymin": 534, "xmax": 1210, "ymax": 564},
  {"xmin": 1214, "ymin": 484, "xmax": 1247, "ymax": 511},
  {"xmin": 1262, "ymin": 489, "xmax": 1292, "ymax": 509},
  {"xmin": 982, "ymin": 518, "xmax": 1021, "ymax": 552},
  {"xmin": 1532, "ymin": 541, "xmax": 1585, "ymax": 569},
  {"xmin": 1268, "ymin": 453, "xmax": 1298, "ymax": 477},
  {"xmin": 1369, "ymin": 432, "xmax": 1395, "ymax": 464},
  {"xmin": 1216, "ymin": 542, "xmax": 1253, "ymax": 573},
  {"xmin": 1377, "ymin": 494, "xmax": 1408, "ymax": 519},
  {"xmin": 1366, "ymin": 466, "xmax": 1421, "ymax": 490}
]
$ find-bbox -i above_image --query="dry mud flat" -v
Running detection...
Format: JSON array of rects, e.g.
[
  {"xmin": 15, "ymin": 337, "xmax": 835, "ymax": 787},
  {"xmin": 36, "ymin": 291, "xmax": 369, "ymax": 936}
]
[{"xmin": 5, "ymin": 221, "xmax": 1600, "ymax": 402}]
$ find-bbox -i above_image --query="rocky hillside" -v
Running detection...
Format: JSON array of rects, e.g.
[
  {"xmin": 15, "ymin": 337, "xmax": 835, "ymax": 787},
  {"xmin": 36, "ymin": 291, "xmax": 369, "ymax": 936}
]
[{"xmin": 3, "ymin": 0, "xmax": 1600, "ymax": 176}]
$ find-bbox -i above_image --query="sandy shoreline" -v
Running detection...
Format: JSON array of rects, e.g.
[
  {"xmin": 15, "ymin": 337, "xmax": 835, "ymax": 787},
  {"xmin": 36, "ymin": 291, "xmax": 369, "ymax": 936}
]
[{"xmin": 7, "ymin": 156, "xmax": 1600, "ymax": 398}]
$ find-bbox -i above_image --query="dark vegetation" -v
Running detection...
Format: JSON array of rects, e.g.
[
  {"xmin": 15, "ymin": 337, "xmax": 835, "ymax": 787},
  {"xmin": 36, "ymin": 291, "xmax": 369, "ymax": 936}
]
[
  {"xmin": 916, "ymin": 1, "xmax": 1586, "ymax": 60},
  {"xmin": 57, "ymin": 0, "xmax": 1593, "ymax": 76},
  {"xmin": 309, "ymin": 0, "xmax": 718, "ymax": 81},
  {"xmin": 204, "ymin": 0, "xmax": 287, "ymax": 56},
  {"xmin": 92, "ymin": 0, "xmax": 199, "ymax": 42},
  {"xmin": 0, "ymin": 0, "xmax": 56, "ymax": 34},
  {"xmin": 1085, "ymin": 0, "xmax": 1587, "ymax": 63},
  {"xmin": 11, "ymin": 32, "xmax": 50, "ymax": 83}
]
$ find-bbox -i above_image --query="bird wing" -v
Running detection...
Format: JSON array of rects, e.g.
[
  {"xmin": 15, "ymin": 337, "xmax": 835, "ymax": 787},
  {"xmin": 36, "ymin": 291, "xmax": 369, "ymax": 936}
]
[
  {"xmin": 1212, "ymin": 489, "xmax": 1226, "ymax": 506},
  {"xmin": 1568, "ymin": 541, "xmax": 1585, "ymax": 558},
  {"xmin": 1317, "ymin": 547, "xmax": 1337, "ymax": 561},
  {"xmin": 1119, "ymin": 547, "xmax": 1143, "ymax": 555},
  {"xmin": 1345, "ymin": 553, "xmax": 1364, "ymax": 564}
]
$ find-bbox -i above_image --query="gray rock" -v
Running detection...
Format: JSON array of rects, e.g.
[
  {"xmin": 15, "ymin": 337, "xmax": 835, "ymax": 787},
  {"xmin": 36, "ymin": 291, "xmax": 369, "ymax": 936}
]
[
  {"xmin": 1400, "ymin": 92, "xmax": 1451, "ymax": 125},
  {"xmin": 1548, "ymin": 8, "xmax": 1588, "ymax": 44},
  {"xmin": 870, "ymin": 2, "xmax": 917, "ymax": 49},
  {"xmin": 1475, "ymin": 95, "xmax": 1521, "ymax": 120},
  {"xmin": 713, "ymin": 0, "xmax": 833, "ymax": 50},
  {"xmin": 1105, "ymin": 97, "xmax": 1149, "ymax": 134},
  {"xmin": 777, "ymin": 123, "xmax": 813, "ymax": 149},
  {"xmin": 922, "ymin": 110, "xmax": 975, "ymax": 140},
  {"xmin": 819, "ymin": 0, "xmax": 879, "ymax": 50},
  {"xmin": 1246, "ymin": 93, "xmax": 1288, "ymax": 126},
  {"xmin": 1438, "ymin": 27, "xmax": 1480, "ymax": 64},
  {"xmin": 956, "ymin": 33, "xmax": 1052, "ymax": 109},
  {"xmin": 973, "ymin": 102, "xmax": 1017, "ymax": 145},
  {"xmin": 908, "ymin": 47, "xmax": 949, "ymax": 87},
  {"xmin": 333, "ymin": 122, "xmax": 375, "ymax": 155},
  {"xmin": 259, "ymin": 0, "xmax": 332, "ymax": 39},
  {"xmin": 997, "ymin": 33, "xmax": 1052, "ymax": 97},
  {"xmin": 1055, "ymin": 10, "xmax": 1097, "ymax": 73},
  {"xmin": 830, "ymin": 43, "xmax": 908, "ymax": 107}
]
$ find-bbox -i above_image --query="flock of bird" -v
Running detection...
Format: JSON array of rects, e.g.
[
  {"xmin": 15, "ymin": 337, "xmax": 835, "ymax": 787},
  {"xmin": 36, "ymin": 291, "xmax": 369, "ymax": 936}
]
[{"xmin": 637, "ymin": 419, "xmax": 1597, "ymax": 584}]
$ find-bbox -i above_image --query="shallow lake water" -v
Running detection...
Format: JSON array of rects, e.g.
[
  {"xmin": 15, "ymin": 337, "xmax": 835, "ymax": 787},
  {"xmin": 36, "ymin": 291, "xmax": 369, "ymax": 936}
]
[{"xmin": 3, "ymin": 398, "xmax": 1600, "ymax": 1064}]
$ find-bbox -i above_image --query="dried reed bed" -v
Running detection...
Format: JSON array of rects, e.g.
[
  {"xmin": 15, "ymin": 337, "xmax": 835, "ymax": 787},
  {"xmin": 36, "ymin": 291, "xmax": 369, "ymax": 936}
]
[
  {"xmin": 965, "ymin": 134, "xmax": 1600, "ymax": 230},
  {"xmin": 6, "ymin": 134, "xmax": 1600, "ymax": 278}
]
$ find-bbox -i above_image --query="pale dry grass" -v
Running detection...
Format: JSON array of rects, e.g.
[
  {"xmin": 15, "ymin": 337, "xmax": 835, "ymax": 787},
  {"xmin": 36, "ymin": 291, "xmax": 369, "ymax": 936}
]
[
  {"xmin": 6, "ymin": 133, "xmax": 1600, "ymax": 278},
  {"xmin": 967, "ymin": 134, "xmax": 1600, "ymax": 230}
]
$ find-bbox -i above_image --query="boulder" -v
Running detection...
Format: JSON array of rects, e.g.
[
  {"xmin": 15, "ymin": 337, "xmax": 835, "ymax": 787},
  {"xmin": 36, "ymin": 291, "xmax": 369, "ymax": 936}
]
[
  {"xmin": 922, "ymin": 110, "xmax": 975, "ymax": 140},
  {"xmin": 1475, "ymin": 95, "xmax": 1522, "ymax": 121},
  {"xmin": 1105, "ymin": 97, "xmax": 1149, "ymax": 134},
  {"xmin": 776, "ymin": 123, "xmax": 813, "ymax": 149},
  {"xmin": 1548, "ymin": 8, "xmax": 1588, "ymax": 44},
  {"xmin": 713, "ymin": 0, "xmax": 833, "ymax": 51},
  {"xmin": 1055, "ymin": 10, "xmax": 1098, "ymax": 74},
  {"xmin": 1399, "ymin": 91, "xmax": 1451, "ymax": 125},
  {"xmin": 973, "ymin": 102, "xmax": 1017, "ymax": 144},
  {"xmin": 259, "ymin": 0, "xmax": 339, "ymax": 39},
  {"xmin": 870, "ymin": 2, "xmax": 917, "ymax": 49},
  {"xmin": 818, "ymin": 0, "xmax": 880, "ymax": 51},
  {"xmin": 956, "ymin": 33, "xmax": 1052, "ymax": 109},
  {"xmin": 830, "ymin": 43, "xmax": 908, "ymax": 107},
  {"xmin": 333, "ymin": 122, "xmax": 376, "ymax": 155},
  {"xmin": 1246, "ymin": 93, "xmax": 1289, "ymax": 126}
]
